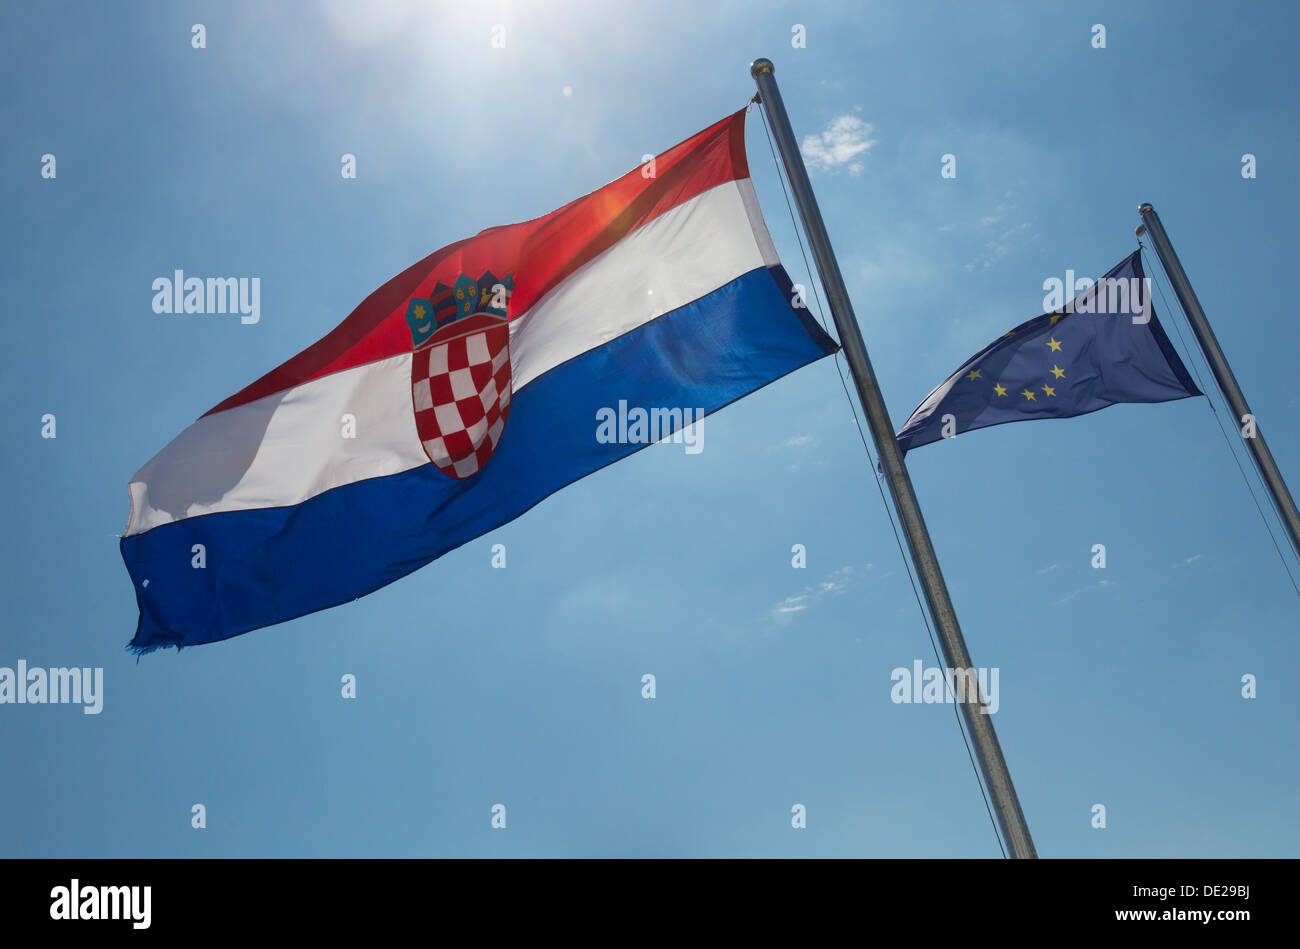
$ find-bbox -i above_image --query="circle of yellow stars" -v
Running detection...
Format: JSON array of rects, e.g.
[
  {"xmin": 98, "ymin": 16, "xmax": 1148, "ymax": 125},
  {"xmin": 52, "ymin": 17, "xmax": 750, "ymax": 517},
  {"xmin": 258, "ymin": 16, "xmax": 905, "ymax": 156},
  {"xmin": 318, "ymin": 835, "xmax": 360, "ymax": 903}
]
[{"xmin": 966, "ymin": 318, "xmax": 1070, "ymax": 403}]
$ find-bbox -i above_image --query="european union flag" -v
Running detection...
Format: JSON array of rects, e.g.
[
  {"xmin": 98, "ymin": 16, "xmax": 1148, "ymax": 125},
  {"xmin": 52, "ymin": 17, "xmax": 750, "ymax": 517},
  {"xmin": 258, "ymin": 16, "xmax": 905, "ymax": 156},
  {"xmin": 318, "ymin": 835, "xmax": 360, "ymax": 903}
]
[{"xmin": 896, "ymin": 251, "xmax": 1201, "ymax": 454}]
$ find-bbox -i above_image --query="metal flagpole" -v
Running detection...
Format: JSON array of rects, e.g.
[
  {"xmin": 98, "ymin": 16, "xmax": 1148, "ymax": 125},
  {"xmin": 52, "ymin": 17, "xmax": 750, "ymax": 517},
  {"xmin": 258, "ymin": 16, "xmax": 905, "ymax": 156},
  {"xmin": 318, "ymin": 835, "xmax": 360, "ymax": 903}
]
[
  {"xmin": 750, "ymin": 57, "xmax": 1037, "ymax": 858},
  {"xmin": 1138, "ymin": 203, "xmax": 1300, "ymax": 561}
]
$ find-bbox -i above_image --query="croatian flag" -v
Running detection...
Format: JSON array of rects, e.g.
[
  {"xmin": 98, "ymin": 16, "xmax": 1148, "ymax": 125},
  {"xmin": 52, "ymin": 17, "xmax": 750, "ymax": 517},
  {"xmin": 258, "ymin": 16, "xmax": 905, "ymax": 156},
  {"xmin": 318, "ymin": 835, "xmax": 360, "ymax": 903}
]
[{"xmin": 121, "ymin": 109, "xmax": 838, "ymax": 652}]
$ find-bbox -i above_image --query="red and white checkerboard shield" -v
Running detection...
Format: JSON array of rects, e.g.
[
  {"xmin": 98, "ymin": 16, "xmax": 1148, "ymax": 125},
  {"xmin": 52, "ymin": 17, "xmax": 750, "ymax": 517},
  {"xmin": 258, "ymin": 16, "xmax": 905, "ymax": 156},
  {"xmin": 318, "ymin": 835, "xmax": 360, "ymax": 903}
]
[{"xmin": 410, "ymin": 313, "xmax": 512, "ymax": 479}]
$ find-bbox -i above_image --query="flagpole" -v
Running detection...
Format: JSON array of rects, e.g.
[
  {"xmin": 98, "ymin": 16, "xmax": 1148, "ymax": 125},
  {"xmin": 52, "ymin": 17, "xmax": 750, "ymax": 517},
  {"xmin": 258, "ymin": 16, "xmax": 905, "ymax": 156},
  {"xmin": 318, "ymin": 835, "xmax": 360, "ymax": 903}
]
[
  {"xmin": 1138, "ymin": 204, "xmax": 1300, "ymax": 561},
  {"xmin": 750, "ymin": 58, "xmax": 1037, "ymax": 859}
]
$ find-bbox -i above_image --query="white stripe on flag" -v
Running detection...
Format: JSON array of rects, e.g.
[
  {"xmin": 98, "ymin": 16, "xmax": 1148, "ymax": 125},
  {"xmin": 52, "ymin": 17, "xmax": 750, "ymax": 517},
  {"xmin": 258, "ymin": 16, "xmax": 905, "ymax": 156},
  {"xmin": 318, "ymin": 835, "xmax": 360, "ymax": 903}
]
[
  {"xmin": 508, "ymin": 179, "xmax": 779, "ymax": 391},
  {"xmin": 126, "ymin": 352, "xmax": 425, "ymax": 536}
]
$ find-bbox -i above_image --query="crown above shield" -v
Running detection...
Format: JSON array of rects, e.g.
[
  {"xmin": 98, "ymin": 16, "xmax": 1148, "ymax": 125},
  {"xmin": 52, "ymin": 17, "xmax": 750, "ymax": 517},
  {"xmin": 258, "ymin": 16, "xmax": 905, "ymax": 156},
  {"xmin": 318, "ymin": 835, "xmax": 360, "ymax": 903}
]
[
  {"xmin": 434, "ymin": 272, "xmax": 514, "ymax": 327},
  {"xmin": 405, "ymin": 272, "xmax": 514, "ymax": 348}
]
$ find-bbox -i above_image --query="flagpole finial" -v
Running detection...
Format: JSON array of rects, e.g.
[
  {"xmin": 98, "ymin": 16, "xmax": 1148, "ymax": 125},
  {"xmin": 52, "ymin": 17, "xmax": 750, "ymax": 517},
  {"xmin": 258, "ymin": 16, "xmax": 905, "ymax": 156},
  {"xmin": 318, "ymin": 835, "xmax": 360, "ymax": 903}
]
[
  {"xmin": 750, "ymin": 58, "xmax": 775, "ymax": 79},
  {"xmin": 1138, "ymin": 202, "xmax": 1154, "ymax": 214}
]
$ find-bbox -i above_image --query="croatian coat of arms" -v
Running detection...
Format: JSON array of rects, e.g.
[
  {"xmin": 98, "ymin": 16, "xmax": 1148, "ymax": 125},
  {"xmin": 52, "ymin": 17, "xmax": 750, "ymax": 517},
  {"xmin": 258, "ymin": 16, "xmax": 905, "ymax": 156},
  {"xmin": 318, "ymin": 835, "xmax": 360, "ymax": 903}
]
[{"xmin": 405, "ymin": 271, "xmax": 514, "ymax": 479}]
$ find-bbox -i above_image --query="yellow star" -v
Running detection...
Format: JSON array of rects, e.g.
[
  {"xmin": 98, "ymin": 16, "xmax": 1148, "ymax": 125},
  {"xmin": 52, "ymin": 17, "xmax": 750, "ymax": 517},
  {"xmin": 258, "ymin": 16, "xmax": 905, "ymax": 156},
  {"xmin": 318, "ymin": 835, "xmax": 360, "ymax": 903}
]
[
  {"xmin": 967, "ymin": 368, "xmax": 982, "ymax": 381},
  {"xmin": 1050, "ymin": 314, "xmax": 1064, "ymax": 325},
  {"xmin": 1042, "ymin": 384, "xmax": 1056, "ymax": 397},
  {"xmin": 413, "ymin": 304, "xmax": 425, "ymax": 319},
  {"xmin": 1002, "ymin": 330, "xmax": 1015, "ymax": 338},
  {"xmin": 1021, "ymin": 389, "xmax": 1036, "ymax": 401},
  {"xmin": 1050, "ymin": 364, "xmax": 1066, "ymax": 379},
  {"xmin": 993, "ymin": 383, "xmax": 1007, "ymax": 397},
  {"xmin": 1047, "ymin": 337, "xmax": 1062, "ymax": 352}
]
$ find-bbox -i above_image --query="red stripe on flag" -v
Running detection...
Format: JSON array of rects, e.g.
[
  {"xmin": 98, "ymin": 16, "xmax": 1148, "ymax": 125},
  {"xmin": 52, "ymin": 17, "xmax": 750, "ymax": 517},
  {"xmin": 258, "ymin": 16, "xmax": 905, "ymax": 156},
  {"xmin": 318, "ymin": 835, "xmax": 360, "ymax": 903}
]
[{"xmin": 203, "ymin": 109, "xmax": 750, "ymax": 418}]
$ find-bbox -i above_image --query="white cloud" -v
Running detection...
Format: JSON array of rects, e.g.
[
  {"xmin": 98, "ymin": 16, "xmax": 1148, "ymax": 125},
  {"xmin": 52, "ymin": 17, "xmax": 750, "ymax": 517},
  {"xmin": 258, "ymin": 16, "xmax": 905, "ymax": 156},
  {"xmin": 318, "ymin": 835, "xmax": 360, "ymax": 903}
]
[
  {"xmin": 771, "ymin": 564, "xmax": 858, "ymax": 623},
  {"xmin": 801, "ymin": 114, "xmax": 876, "ymax": 174},
  {"xmin": 772, "ymin": 595, "xmax": 808, "ymax": 617},
  {"xmin": 964, "ymin": 192, "xmax": 1035, "ymax": 272}
]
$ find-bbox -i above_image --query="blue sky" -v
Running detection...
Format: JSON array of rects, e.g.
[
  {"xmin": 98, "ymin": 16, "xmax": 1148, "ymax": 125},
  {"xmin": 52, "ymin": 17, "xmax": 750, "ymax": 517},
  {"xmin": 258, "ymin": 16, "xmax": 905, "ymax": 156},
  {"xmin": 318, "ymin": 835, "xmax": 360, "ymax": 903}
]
[{"xmin": 2, "ymin": 0, "xmax": 1298, "ymax": 857}]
